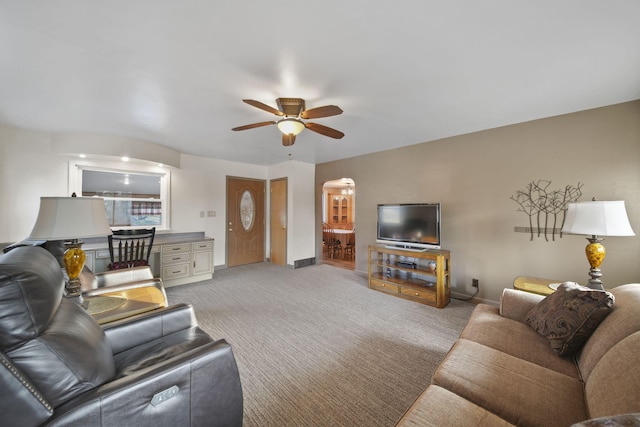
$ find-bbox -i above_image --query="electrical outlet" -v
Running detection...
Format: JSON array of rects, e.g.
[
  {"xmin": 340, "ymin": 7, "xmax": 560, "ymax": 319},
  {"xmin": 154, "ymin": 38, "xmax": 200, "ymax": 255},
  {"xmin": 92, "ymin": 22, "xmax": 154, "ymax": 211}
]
[{"xmin": 472, "ymin": 278, "xmax": 479, "ymax": 288}]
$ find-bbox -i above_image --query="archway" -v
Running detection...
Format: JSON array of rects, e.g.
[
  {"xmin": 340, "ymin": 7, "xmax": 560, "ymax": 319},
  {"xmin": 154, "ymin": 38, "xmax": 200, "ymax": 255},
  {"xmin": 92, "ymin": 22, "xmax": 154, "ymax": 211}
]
[{"xmin": 322, "ymin": 178, "xmax": 356, "ymax": 270}]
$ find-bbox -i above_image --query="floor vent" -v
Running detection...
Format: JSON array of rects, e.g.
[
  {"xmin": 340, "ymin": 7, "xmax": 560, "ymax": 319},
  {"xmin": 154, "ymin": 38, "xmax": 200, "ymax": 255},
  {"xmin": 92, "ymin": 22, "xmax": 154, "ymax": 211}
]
[{"xmin": 294, "ymin": 257, "xmax": 316, "ymax": 269}]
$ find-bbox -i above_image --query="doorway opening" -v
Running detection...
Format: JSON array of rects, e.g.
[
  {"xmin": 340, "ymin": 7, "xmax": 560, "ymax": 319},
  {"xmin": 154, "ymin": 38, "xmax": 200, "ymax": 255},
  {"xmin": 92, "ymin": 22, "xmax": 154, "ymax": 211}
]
[{"xmin": 322, "ymin": 178, "xmax": 355, "ymax": 270}]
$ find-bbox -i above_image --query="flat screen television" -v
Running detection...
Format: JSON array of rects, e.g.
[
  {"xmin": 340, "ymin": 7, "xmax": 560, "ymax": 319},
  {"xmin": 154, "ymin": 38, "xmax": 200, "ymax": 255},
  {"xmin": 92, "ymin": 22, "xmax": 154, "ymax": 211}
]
[{"xmin": 376, "ymin": 203, "xmax": 441, "ymax": 250}]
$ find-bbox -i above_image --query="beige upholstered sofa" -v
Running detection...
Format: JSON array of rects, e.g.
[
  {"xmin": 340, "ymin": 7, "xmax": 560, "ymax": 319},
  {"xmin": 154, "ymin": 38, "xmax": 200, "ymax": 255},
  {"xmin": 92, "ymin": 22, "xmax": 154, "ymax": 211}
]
[{"xmin": 397, "ymin": 283, "xmax": 640, "ymax": 427}]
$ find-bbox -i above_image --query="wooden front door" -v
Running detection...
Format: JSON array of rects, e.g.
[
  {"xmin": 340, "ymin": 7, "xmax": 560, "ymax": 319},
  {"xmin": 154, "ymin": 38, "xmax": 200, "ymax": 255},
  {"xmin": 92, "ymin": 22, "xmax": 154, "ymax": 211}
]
[
  {"xmin": 270, "ymin": 178, "xmax": 287, "ymax": 266},
  {"xmin": 227, "ymin": 177, "xmax": 265, "ymax": 267}
]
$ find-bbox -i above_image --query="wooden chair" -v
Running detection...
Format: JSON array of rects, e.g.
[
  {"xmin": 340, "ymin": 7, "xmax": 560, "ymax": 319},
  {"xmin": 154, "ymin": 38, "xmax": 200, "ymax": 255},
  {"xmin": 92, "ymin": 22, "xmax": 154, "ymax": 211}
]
[
  {"xmin": 343, "ymin": 231, "xmax": 355, "ymax": 259},
  {"xmin": 322, "ymin": 223, "xmax": 342, "ymax": 259},
  {"xmin": 108, "ymin": 227, "xmax": 156, "ymax": 270}
]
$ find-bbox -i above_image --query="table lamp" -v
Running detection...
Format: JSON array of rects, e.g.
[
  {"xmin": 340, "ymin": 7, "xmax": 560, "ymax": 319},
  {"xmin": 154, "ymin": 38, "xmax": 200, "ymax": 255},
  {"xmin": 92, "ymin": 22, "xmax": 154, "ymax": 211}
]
[
  {"xmin": 29, "ymin": 196, "xmax": 112, "ymax": 297},
  {"xmin": 561, "ymin": 199, "xmax": 635, "ymax": 289}
]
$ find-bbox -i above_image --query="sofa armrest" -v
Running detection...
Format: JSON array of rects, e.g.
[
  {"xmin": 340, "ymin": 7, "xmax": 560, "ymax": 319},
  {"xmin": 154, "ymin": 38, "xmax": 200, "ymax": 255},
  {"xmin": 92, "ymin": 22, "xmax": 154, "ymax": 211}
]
[
  {"xmin": 44, "ymin": 340, "xmax": 243, "ymax": 427},
  {"xmin": 103, "ymin": 304, "xmax": 198, "ymax": 355},
  {"xmin": 500, "ymin": 288, "xmax": 545, "ymax": 323}
]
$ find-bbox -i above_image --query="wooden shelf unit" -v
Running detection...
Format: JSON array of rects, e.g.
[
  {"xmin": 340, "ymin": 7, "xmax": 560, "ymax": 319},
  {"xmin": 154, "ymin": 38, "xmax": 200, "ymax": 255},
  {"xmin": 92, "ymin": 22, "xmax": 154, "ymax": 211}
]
[
  {"xmin": 326, "ymin": 192, "xmax": 352, "ymax": 227},
  {"xmin": 368, "ymin": 245, "xmax": 451, "ymax": 308}
]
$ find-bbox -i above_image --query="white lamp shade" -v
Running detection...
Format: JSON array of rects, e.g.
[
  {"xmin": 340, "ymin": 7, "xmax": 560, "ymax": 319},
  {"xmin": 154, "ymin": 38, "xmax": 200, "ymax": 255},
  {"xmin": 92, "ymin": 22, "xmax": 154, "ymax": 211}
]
[
  {"xmin": 29, "ymin": 197, "xmax": 113, "ymax": 240},
  {"xmin": 277, "ymin": 118, "xmax": 305, "ymax": 135},
  {"xmin": 562, "ymin": 200, "xmax": 635, "ymax": 237}
]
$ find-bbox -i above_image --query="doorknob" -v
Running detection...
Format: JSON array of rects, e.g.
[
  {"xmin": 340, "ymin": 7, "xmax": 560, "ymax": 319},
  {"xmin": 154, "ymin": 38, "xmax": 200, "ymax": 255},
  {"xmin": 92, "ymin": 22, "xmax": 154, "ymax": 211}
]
[{"xmin": 229, "ymin": 228, "xmax": 233, "ymax": 232}]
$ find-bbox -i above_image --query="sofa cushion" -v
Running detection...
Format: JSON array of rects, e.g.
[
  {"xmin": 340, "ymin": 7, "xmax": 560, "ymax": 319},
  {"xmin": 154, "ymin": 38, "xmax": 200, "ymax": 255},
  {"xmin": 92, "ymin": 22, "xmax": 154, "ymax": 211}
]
[
  {"xmin": 7, "ymin": 299, "xmax": 116, "ymax": 407},
  {"xmin": 461, "ymin": 304, "xmax": 580, "ymax": 378},
  {"xmin": 432, "ymin": 339, "xmax": 588, "ymax": 427},
  {"xmin": 396, "ymin": 385, "xmax": 515, "ymax": 427},
  {"xmin": 525, "ymin": 282, "xmax": 614, "ymax": 356}
]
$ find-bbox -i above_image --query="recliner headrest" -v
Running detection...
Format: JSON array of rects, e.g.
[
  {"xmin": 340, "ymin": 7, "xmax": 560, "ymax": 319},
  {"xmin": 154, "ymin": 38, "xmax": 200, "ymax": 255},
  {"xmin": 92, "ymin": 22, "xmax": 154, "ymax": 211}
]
[{"xmin": 0, "ymin": 246, "xmax": 64, "ymax": 350}]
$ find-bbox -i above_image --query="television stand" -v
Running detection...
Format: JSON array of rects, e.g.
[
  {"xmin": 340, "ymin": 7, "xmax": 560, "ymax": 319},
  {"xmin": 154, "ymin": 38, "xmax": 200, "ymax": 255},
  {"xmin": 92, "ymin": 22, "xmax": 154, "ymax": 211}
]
[
  {"xmin": 368, "ymin": 245, "xmax": 450, "ymax": 308},
  {"xmin": 384, "ymin": 245, "xmax": 428, "ymax": 252}
]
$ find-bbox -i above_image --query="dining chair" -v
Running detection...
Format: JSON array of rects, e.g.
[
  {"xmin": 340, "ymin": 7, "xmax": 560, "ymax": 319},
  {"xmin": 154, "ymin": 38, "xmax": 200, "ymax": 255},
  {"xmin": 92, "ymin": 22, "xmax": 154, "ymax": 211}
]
[
  {"xmin": 322, "ymin": 223, "xmax": 342, "ymax": 259},
  {"xmin": 343, "ymin": 230, "xmax": 355, "ymax": 259},
  {"xmin": 108, "ymin": 227, "xmax": 156, "ymax": 270}
]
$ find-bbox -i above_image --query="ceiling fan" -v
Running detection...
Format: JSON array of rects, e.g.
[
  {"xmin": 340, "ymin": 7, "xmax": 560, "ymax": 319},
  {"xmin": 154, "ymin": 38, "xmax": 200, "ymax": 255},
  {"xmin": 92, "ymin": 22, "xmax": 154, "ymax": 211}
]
[{"xmin": 232, "ymin": 98, "xmax": 344, "ymax": 146}]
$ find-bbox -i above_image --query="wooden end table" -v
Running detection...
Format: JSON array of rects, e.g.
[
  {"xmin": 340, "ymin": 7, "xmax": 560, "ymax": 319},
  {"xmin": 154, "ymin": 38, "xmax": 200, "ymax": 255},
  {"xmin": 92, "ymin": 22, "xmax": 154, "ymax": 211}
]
[
  {"xmin": 83, "ymin": 290, "xmax": 163, "ymax": 325},
  {"xmin": 513, "ymin": 276, "xmax": 562, "ymax": 296}
]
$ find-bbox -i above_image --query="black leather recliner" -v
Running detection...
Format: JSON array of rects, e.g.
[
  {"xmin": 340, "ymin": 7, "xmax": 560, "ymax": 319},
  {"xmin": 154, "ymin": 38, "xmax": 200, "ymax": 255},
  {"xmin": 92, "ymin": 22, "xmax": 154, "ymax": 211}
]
[{"xmin": 0, "ymin": 246, "xmax": 243, "ymax": 427}]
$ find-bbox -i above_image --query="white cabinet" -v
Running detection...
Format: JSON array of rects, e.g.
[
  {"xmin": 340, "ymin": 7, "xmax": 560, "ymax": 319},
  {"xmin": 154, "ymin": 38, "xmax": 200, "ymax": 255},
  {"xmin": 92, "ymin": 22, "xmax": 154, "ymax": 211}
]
[
  {"xmin": 85, "ymin": 234, "xmax": 214, "ymax": 287},
  {"xmin": 192, "ymin": 241, "xmax": 214, "ymax": 276},
  {"xmin": 160, "ymin": 240, "xmax": 214, "ymax": 287}
]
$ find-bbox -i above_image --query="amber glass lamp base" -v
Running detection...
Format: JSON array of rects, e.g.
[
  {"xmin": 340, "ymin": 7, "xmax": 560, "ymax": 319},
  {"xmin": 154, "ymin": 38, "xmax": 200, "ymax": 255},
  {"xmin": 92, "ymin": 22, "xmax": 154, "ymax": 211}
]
[
  {"xmin": 585, "ymin": 236, "xmax": 605, "ymax": 290},
  {"xmin": 63, "ymin": 240, "xmax": 86, "ymax": 297}
]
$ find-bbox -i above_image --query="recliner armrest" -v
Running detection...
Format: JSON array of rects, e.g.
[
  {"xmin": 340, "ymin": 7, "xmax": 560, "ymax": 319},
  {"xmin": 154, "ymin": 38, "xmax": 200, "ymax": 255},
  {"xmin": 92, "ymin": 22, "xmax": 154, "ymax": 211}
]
[
  {"xmin": 500, "ymin": 288, "xmax": 545, "ymax": 323},
  {"xmin": 104, "ymin": 304, "xmax": 198, "ymax": 355},
  {"xmin": 44, "ymin": 339, "xmax": 244, "ymax": 427}
]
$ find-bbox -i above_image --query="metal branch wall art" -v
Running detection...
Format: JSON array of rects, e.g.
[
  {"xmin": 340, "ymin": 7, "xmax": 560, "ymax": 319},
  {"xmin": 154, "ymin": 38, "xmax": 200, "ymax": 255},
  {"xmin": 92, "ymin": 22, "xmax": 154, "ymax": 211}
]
[{"xmin": 510, "ymin": 180, "xmax": 583, "ymax": 241}]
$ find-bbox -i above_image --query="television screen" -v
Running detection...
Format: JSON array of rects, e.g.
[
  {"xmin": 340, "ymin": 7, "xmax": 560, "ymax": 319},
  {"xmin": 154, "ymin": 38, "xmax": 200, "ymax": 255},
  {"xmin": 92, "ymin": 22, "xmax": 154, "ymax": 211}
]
[{"xmin": 376, "ymin": 203, "xmax": 441, "ymax": 250}]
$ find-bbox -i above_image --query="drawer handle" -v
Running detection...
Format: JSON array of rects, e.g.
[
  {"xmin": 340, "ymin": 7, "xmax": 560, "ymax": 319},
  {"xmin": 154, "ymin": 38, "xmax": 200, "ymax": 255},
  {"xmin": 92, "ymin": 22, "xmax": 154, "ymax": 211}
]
[
  {"xmin": 172, "ymin": 247, "xmax": 181, "ymax": 251},
  {"xmin": 172, "ymin": 257, "xmax": 181, "ymax": 261},
  {"xmin": 381, "ymin": 284, "xmax": 385, "ymax": 287},
  {"xmin": 415, "ymin": 292, "xmax": 419, "ymax": 296}
]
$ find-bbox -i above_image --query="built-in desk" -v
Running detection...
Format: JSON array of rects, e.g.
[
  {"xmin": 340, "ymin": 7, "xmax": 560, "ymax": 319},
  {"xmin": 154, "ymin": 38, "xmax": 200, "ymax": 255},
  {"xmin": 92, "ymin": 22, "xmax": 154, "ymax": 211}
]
[{"xmin": 83, "ymin": 232, "xmax": 214, "ymax": 287}]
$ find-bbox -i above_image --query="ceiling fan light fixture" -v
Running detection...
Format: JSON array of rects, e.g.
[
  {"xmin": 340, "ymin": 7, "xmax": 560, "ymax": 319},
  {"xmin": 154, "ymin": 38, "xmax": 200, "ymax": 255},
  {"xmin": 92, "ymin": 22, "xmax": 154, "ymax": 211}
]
[{"xmin": 277, "ymin": 118, "xmax": 305, "ymax": 136}]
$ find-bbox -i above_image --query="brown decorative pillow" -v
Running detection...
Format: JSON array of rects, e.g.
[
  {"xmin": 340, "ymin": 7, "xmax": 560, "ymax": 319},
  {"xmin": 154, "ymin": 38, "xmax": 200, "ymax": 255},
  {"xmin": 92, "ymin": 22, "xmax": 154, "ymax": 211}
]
[{"xmin": 525, "ymin": 282, "xmax": 614, "ymax": 356}]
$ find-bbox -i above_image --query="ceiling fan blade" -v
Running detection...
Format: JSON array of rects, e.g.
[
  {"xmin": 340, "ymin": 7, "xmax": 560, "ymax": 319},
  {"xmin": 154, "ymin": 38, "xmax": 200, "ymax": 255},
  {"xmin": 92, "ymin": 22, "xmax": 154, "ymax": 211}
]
[
  {"xmin": 231, "ymin": 121, "xmax": 276, "ymax": 131},
  {"xmin": 300, "ymin": 105, "xmax": 343, "ymax": 119},
  {"xmin": 282, "ymin": 134, "xmax": 296, "ymax": 146},
  {"xmin": 242, "ymin": 99, "xmax": 284, "ymax": 116},
  {"xmin": 305, "ymin": 122, "xmax": 345, "ymax": 139}
]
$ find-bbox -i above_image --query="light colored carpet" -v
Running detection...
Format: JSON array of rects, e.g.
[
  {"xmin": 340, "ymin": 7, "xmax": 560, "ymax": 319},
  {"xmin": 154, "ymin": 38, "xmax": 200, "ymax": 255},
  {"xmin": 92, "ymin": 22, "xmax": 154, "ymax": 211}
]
[{"xmin": 165, "ymin": 263, "xmax": 474, "ymax": 427}]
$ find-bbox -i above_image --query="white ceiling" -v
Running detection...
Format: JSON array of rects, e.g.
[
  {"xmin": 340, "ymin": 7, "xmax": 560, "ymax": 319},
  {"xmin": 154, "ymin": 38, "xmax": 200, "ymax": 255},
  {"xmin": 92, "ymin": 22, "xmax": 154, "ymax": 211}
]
[{"xmin": 1, "ymin": 1, "xmax": 639, "ymax": 166}]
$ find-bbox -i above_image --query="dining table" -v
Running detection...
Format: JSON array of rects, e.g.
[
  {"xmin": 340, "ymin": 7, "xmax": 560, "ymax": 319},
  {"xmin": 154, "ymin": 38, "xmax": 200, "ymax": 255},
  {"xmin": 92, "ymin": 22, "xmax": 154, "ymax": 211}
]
[{"xmin": 328, "ymin": 228, "xmax": 355, "ymax": 258}]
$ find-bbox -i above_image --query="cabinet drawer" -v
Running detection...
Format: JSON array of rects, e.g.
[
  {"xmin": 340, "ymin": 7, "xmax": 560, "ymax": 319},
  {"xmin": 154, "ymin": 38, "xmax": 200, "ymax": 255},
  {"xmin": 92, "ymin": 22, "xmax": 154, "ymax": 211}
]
[
  {"xmin": 162, "ymin": 253, "xmax": 191, "ymax": 265},
  {"xmin": 161, "ymin": 243, "xmax": 191, "ymax": 254},
  {"xmin": 400, "ymin": 287, "xmax": 436, "ymax": 303},
  {"xmin": 96, "ymin": 250, "xmax": 111, "ymax": 259},
  {"xmin": 370, "ymin": 280, "xmax": 399, "ymax": 294},
  {"xmin": 162, "ymin": 263, "xmax": 190, "ymax": 280},
  {"xmin": 192, "ymin": 241, "xmax": 213, "ymax": 251}
]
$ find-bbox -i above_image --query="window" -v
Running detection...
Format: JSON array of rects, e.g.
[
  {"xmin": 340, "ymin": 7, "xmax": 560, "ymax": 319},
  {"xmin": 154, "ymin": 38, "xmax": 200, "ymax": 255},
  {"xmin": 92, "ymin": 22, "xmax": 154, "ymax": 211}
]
[{"xmin": 70, "ymin": 161, "xmax": 170, "ymax": 229}]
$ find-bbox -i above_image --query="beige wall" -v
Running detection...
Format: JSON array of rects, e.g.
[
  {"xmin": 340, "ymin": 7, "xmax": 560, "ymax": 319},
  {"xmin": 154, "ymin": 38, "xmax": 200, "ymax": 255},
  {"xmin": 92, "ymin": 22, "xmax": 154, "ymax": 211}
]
[{"xmin": 316, "ymin": 100, "xmax": 640, "ymax": 302}]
